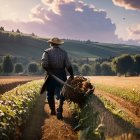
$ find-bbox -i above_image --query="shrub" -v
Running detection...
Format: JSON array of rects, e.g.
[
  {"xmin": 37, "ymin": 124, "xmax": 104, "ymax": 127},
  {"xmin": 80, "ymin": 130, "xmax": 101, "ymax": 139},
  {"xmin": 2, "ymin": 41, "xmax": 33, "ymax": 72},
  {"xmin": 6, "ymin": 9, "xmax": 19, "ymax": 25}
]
[{"xmin": 14, "ymin": 63, "xmax": 23, "ymax": 73}]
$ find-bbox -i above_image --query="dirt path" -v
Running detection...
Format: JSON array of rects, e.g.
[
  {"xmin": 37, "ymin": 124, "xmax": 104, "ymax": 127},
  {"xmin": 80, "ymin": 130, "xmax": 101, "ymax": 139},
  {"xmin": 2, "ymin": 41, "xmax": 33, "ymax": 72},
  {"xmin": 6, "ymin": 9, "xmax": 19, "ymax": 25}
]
[
  {"xmin": 21, "ymin": 94, "xmax": 47, "ymax": 140},
  {"xmin": 21, "ymin": 95, "xmax": 77, "ymax": 140},
  {"xmin": 41, "ymin": 101, "xmax": 77, "ymax": 140},
  {"xmin": 95, "ymin": 90, "xmax": 140, "ymax": 128}
]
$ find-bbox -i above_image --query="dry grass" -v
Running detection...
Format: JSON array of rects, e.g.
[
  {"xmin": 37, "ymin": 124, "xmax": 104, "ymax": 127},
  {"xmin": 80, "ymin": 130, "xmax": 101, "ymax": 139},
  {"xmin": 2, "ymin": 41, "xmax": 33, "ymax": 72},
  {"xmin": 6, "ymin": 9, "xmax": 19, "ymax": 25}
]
[
  {"xmin": 88, "ymin": 76, "xmax": 140, "ymax": 90},
  {"xmin": 41, "ymin": 103, "xmax": 77, "ymax": 140}
]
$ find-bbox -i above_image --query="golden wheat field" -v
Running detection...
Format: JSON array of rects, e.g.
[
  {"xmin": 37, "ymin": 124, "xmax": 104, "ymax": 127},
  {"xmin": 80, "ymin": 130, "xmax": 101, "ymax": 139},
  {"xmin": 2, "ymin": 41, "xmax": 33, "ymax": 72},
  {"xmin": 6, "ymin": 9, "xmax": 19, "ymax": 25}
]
[{"xmin": 88, "ymin": 76, "xmax": 140, "ymax": 90}]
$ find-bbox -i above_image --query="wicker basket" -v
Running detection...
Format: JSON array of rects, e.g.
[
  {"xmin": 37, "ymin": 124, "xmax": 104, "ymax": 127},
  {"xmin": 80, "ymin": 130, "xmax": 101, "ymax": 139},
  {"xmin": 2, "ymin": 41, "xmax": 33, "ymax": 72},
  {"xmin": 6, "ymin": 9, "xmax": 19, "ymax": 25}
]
[{"xmin": 61, "ymin": 76, "xmax": 94, "ymax": 105}]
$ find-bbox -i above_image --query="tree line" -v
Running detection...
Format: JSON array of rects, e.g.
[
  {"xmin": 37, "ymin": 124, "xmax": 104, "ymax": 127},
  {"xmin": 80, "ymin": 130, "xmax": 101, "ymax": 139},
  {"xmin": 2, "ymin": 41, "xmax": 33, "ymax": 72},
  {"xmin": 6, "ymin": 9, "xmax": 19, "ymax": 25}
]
[
  {"xmin": 0, "ymin": 54, "xmax": 140, "ymax": 76},
  {"xmin": 72, "ymin": 54, "xmax": 140, "ymax": 76},
  {"xmin": 0, "ymin": 55, "xmax": 44, "ymax": 75}
]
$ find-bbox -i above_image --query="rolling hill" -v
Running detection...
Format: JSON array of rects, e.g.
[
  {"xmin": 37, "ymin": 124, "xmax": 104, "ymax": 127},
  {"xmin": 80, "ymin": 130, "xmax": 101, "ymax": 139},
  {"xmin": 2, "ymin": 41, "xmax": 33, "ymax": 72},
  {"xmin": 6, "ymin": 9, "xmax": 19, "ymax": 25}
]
[{"xmin": 0, "ymin": 31, "xmax": 140, "ymax": 61}]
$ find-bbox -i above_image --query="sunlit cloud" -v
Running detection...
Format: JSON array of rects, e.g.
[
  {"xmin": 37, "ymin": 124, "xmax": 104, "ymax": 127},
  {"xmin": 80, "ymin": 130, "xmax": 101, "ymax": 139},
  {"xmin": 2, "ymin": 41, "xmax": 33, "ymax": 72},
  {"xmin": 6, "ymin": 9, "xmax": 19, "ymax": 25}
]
[
  {"xmin": 112, "ymin": 0, "xmax": 140, "ymax": 10},
  {"xmin": 41, "ymin": 0, "xmax": 74, "ymax": 15},
  {"xmin": 29, "ymin": 4, "xmax": 50, "ymax": 23},
  {"xmin": 126, "ymin": 24, "xmax": 140, "ymax": 43},
  {"xmin": 0, "ymin": 0, "xmax": 139, "ymax": 45}
]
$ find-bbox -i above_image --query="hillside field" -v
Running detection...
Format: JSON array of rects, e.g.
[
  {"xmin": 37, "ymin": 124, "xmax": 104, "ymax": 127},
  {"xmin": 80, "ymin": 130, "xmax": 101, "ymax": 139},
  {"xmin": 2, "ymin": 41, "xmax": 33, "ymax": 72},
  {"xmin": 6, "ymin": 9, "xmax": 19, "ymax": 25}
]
[{"xmin": 1, "ymin": 31, "xmax": 140, "ymax": 61}]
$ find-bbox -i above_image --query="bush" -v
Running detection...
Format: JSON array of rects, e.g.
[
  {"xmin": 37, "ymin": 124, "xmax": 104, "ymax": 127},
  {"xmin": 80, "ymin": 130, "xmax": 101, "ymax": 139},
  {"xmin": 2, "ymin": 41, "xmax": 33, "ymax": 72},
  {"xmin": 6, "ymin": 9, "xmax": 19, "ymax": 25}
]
[
  {"xmin": 28, "ymin": 63, "xmax": 38, "ymax": 73},
  {"xmin": 101, "ymin": 62, "xmax": 114, "ymax": 76},
  {"xmin": 80, "ymin": 64, "xmax": 92, "ymax": 76},
  {"xmin": 72, "ymin": 63, "xmax": 79, "ymax": 75},
  {"xmin": 93, "ymin": 63, "xmax": 101, "ymax": 75},
  {"xmin": 14, "ymin": 63, "xmax": 23, "ymax": 73}
]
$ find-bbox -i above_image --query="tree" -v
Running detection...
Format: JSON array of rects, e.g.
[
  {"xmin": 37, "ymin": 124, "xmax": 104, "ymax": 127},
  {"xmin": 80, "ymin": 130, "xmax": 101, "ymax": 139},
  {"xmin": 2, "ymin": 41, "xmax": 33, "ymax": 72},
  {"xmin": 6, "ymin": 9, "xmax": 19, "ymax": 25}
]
[
  {"xmin": 16, "ymin": 29, "xmax": 20, "ymax": 33},
  {"xmin": 2, "ymin": 55, "xmax": 13, "ymax": 74},
  {"xmin": 14, "ymin": 63, "xmax": 23, "ymax": 73},
  {"xmin": 31, "ymin": 33, "xmax": 35, "ymax": 36},
  {"xmin": 101, "ymin": 62, "xmax": 114, "ymax": 76},
  {"xmin": 72, "ymin": 63, "xmax": 79, "ymax": 75},
  {"xmin": 0, "ymin": 27, "xmax": 4, "ymax": 31},
  {"xmin": 112, "ymin": 54, "xmax": 134, "ymax": 76},
  {"xmin": 28, "ymin": 63, "xmax": 38, "ymax": 73},
  {"xmin": 0, "ymin": 64, "xmax": 3, "ymax": 73},
  {"xmin": 93, "ymin": 63, "xmax": 101, "ymax": 75},
  {"xmin": 80, "ymin": 64, "xmax": 91, "ymax": 76},
  {"xmin": 134, "ymin": 54, "xmax": 140, "ymax": 75}
]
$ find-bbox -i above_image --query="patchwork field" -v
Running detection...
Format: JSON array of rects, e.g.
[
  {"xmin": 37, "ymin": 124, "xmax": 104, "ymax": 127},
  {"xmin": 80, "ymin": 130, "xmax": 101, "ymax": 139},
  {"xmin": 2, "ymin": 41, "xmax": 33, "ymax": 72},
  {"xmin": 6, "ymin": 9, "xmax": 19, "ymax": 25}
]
[{"xmin": 0, "ymin": 76, "xmax": 140, "ymax": 140}]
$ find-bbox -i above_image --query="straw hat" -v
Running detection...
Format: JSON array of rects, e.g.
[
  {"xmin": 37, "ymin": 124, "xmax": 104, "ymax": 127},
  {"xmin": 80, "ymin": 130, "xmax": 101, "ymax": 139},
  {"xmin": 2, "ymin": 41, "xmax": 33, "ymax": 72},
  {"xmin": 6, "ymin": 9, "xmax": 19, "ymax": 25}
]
[{"xmin": 47, "ymin": 37, "xmax": 64, "ymax": 45}]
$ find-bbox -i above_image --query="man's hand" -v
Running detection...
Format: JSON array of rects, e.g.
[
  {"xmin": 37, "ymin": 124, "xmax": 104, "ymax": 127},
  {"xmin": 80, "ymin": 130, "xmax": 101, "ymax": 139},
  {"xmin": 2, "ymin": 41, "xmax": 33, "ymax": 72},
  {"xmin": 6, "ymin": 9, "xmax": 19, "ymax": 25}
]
[{"xmin": 69, "ymin": 75, "xmax": 74, "ymax": 80}]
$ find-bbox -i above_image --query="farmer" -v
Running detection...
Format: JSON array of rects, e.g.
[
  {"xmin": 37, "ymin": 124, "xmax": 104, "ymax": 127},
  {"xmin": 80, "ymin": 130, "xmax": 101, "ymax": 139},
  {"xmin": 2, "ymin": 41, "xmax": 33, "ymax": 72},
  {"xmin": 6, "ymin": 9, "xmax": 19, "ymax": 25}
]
[{"xmin": 41, "ymin": 37, "xmax": 74, "ymax": 119}]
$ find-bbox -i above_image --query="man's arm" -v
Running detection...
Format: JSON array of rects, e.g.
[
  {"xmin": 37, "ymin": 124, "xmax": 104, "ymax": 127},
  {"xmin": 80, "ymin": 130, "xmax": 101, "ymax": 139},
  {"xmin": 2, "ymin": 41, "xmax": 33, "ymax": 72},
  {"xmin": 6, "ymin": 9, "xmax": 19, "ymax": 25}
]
[
  {"xmin": 65, "ymin": 52, "xmax": 74, "ymax": 79},
  {"xmin": 67, "ymin": 66, "xmax": 74, "ymax": 79},
  {"xmin": 41, "ymin": 51, "xmax": 49, "ymax": 72}
]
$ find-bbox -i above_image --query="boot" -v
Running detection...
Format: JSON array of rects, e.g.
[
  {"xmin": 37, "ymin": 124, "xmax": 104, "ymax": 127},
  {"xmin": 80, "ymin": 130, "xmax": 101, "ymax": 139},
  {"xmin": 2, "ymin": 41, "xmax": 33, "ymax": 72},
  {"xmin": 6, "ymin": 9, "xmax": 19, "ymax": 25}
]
[
  {"xmin": 56, "ymin": 108, "xmax": 63, "ymax": 120},
  {"xmin": 48, "ymin": 97, "xmax": 56, "ymax": 115},
  {"xmin": 56, "ymin": 96, "xmax": 64, "ymax": 120}
]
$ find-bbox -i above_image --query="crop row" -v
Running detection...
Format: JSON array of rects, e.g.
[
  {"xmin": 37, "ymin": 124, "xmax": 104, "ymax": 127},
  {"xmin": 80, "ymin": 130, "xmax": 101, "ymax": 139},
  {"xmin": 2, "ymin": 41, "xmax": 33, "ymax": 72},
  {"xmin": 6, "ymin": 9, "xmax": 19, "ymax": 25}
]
[
  {"xmin": 95, "ymin": 83, "xmax": 140, "ymax": 106},
  {"xmin": 98, "ymin": 95, "xmax": 133, "ymax": 124},
  {"xmin": 0, "ymin": 80, "xmax": 43, "ymax": 139},
  {"xmin": 69, "ymin": 94, "xmax": 105, "ymax": 140}
]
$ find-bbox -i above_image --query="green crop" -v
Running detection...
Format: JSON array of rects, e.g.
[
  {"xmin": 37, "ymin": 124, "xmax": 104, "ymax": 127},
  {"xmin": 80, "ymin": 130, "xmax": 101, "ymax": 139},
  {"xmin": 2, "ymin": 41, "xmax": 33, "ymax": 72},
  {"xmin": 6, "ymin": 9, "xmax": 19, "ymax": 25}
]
[{"xmin": 0, "ymin": 80, "xmax": 43, "ymax": 139}]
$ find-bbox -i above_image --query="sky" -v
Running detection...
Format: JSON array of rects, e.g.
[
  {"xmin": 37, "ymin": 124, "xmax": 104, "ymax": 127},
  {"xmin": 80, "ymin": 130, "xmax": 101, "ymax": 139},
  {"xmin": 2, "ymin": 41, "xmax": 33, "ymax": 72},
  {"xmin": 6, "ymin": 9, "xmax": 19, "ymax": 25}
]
[{"xmin": 0, "ymin": 0, "xmax": 140, "ymax": 45}]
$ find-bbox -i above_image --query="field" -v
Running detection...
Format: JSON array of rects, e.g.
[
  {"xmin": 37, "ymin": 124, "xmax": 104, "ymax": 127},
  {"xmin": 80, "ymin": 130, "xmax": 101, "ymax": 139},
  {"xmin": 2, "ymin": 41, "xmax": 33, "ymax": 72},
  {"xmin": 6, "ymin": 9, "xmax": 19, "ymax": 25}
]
[
  {"xmin": 89, "ymin": 76, "xmax": 140, "ymax": 90},
  {"xmin": 0, "ymin": 76, "xmax": 140, "ymax": 140},
  {"xmin": 89, "ymin": 76, "xmax": 140, "ymax": 128},
  {"xmin": 1, "ymin": 31, "xmax": 140, "ymax": 60},
  {"xmin": 0, "ymin": 76, "xmax": 43, "ymax": 94}
]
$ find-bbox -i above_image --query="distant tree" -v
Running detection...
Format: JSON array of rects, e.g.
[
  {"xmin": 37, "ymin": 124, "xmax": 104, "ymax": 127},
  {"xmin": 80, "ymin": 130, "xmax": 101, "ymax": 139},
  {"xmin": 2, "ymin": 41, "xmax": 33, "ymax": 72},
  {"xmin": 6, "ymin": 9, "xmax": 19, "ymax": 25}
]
[
  {"xmin": 12, "ymin": 29, "xmax": 14, "ymax": 32},
  {"xmin": 31, "ymin": 33, "xmax": 35, "ymax": 36},
  {"xmin": 86, "ymin": 57, "xmax": 89, "ymax": 64},
  {"xmin": 0, "ymin": 64, "xmax": 3, "ymax": 73},
  {"xmin": 14, "ymin": 63, "xmax": 23, "ymax": 73},
  {"xmin": 86, "ymin": 40, "xmax": 91, "ymax": 44},
  {"xmin": 80, "ymin": 64, "xmax": 91, "ymax": 76},
  {"xmin": 101, "ymin": 62, "xmax": 114, "ymax": 76},
  {"xmin": 112, "ymin": 54, "xmax": 134, "ymax": 76},
  {"xmin": 0, "ymin": 27, "xmax": 4, "ymax": 31},
  {"xmin": 28, "ymin": 63, "xmax": 38, "ymax": 73},
  {"xmin": 134, "ymin": 54, "xmax": 140, "ymax": 75},
  {"xmin": 16, "ymin": 29, "xmax": 20, "ymax": 33},
  {"xmin": 93, "ymin": 63, "xmax": 101, "ymax": 75},
  {"xmin": 2, "ymin": 55, "xmax": 13, "ymax": 74},
  {"xmin": 72, "ymin": 63, "xmax": 79, "ymax": 75}
]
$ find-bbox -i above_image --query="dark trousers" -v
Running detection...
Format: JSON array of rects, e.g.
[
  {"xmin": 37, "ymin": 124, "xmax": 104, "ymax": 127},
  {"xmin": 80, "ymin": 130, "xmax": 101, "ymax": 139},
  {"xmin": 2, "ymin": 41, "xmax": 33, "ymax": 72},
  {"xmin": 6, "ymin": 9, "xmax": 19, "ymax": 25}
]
[{"xmin": 46, "ymin": 74, "xmax": 66, "ymax": 112}]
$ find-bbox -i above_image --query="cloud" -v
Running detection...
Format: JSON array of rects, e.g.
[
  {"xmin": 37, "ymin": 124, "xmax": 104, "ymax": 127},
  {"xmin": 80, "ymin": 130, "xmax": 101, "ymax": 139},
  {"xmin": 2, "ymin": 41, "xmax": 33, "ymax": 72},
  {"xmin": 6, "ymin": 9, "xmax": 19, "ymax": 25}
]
[
  {"xmin": 0, "ymin": 0, "xmax": 139, "ymax": 45},
  {"xmin": 126, "ymin": 24, "xmax": 140, "ymax": 43},
  {"xmin": 112, "ymin": 0, "xmax": 140, "ymax": 10},
  {"xmin": 41, "ymin": 0, "xmax": 74, "ymax": 15},
  {"xmin": 29, "ymin": 0, "xmax": 118, "ymax": 43},
  {"xmin": 29, "ymin": 4, "xmax": 50, "ymax": 23},
  {"xmin": 128, "ymin": 24, "xmax": 140, "ymax": 35}
]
